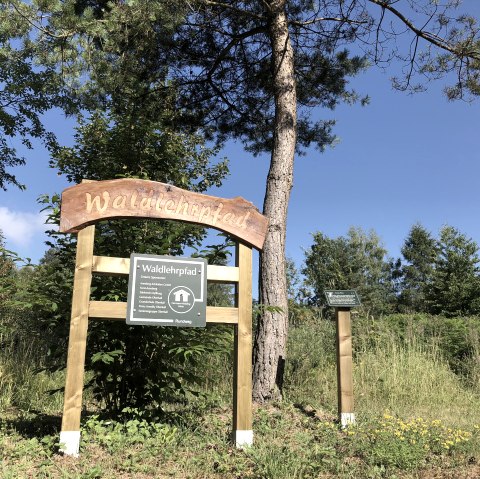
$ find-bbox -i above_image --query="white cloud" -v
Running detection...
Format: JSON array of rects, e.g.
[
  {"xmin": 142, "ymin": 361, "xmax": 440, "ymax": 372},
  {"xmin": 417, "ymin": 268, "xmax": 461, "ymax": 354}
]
[{"xmin": 0, "ymin": 207, "xmax": 47, "ymax": 248}]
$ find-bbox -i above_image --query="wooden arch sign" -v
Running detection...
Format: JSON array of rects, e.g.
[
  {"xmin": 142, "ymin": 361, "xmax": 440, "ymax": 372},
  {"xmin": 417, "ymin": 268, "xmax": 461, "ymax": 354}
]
[
  {"xmin": 59, "ymin": 178, "xmax": 268, "ymax": 250},
  {"xmin": 58, "ymin": 179, "xmax": 268, "ymax": 457}
]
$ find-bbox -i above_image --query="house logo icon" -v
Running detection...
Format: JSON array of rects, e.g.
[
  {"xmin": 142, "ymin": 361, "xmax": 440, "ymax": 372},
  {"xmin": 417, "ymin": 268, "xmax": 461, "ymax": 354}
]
[
  {"xmin": 168, "ymin": 286, "xmax": 195, "ymax": 314},
  {"xmin": 173, "ymin": 289, "xmax": 190, "ymax": 303}
]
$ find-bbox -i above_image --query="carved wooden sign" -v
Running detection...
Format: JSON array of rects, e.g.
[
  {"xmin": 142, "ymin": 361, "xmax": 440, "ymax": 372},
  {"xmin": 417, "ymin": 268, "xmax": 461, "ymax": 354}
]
[{"xmin": 59, "ymin": 179, "xmax": 268, "ymax": 250}]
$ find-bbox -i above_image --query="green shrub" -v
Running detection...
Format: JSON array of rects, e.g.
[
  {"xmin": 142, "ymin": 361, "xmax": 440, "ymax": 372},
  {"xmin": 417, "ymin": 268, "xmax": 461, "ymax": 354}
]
[{"xmin": 81, "ymin": 409, "xmax": 178, "ymax": 454}]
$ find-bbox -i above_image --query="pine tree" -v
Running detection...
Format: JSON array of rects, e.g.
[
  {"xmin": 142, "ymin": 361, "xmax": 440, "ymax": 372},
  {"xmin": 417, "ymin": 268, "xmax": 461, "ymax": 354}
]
[
  {"xmin": 400, "ymin": 224, "xmax": 437, "ymax": 312},
  {"xmin": 426, "ymin": 226, "xmax": 480, "ymax": 317},
  {"xmin": 8, "ymin": 0, "xmax": 480, "ymax": 402}
]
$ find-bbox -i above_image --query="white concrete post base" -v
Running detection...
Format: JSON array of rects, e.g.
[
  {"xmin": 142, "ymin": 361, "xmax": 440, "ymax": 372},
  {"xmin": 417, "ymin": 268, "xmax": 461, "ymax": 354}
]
[
  {"xmin": 340, "ymin": 412, "xmax": 356, "ymax": 428},
  {"xmin": 59, "ymin": 430, "xmax": 80, "ymax": 457},
  {"xmin": 234, "ymin": 429, "xmax": 253, "ymax": 448}
]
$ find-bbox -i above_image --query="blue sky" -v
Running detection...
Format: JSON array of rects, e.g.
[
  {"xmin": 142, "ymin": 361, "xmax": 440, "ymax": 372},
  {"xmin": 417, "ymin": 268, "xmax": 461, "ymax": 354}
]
[
  {"xmin": 215, "ymin": 67, "xmax": 480, "ymax": 274},
  {"xmin": 1, "ymin": 19, "xmax": 480, "ymax": 278}
]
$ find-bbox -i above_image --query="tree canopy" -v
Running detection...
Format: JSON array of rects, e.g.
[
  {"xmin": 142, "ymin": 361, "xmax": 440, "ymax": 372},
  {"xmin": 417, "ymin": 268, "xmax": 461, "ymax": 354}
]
[
  {"xmin": 426, "ymin": 225, "xmax": 480, "ymax": 317},
  {"xmin": 301, "ymin": 223, "xmax": 480, "ymax": 318},
  {"xmin": 399, "ymin": 224, "xmax": 437, "ymax": 312},
  {"xmin": 0, "ymin": 1, "xmax": 62, "ymax": 189},
  {"xmin": 303, "ymin": 226, "xmax": 395, "ymax": 317},
  {"xmin": 2, "ymin": 0, "xmax": 479, "ymax": 402}
]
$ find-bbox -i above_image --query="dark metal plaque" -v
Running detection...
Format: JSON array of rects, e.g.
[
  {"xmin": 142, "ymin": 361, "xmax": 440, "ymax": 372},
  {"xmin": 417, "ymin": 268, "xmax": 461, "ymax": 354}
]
[
  {"xmin": 324, "ymin": 290, "xmax": 361, "ymax": 308},
  {"xmin": 127, "ymin": 254, "xmax": 207, "ymax": 327}
]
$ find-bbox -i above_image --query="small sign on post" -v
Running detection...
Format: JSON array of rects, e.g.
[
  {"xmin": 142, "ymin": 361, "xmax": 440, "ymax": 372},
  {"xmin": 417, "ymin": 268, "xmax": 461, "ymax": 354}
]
[
  {"xmin": 324, "ymin": 290, "xmax": 361, "ymax": 308},
  {"xmin": 127, "ymin": 254, "xmax": 207, "ymax": 328},
  {"xmin": 325, "ymin": 290, "xmax": 360, "ymax": 427}
]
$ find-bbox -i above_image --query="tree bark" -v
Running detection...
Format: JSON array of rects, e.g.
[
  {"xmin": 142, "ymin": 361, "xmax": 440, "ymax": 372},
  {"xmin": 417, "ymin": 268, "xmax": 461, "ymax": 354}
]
[{"xmin": 253, "ymin": 1, "xmax": 297, "ymax": 403}]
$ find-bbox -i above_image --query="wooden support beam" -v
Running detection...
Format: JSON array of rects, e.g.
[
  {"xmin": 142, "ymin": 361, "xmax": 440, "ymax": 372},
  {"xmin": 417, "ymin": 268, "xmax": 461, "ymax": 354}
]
[
  {"xmin": 207, "ymin": 265, "xmax": 240, "ymax": 283},
  {"xmin": 89, "ymin": 300, "xmax": 239, "ymax": 324},
  {"xmin": 60, "ymin": 225, "xmax": 95, "ymax": 456},
  {"xmin": 92, "ymin": 255, "xmax": 130, "ymax": 276},
  {"xmin": 336, "ymin": 307, "xmax": 355, "ymax": 427},
  {"xmin": 233, "ymin": 242, "xmax": 253, "ymax": 447},
  {"xmin": 92, "ymin": 255, "xmax": 239, "ymax": 283}
]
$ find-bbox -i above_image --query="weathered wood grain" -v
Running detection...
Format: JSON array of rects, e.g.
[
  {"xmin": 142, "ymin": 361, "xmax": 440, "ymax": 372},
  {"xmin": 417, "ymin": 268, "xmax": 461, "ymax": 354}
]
[
  {"xmin": 60, "ymin": 179, "xmax": 268, "ymax": 250},
  {"xmin": 91, "ymin": 255, "xmax": 239, "ymax": 282}
]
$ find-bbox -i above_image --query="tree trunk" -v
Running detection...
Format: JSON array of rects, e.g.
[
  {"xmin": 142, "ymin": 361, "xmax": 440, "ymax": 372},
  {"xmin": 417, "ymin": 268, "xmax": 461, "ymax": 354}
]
[{"xmin": 252, "ymin": 1, "xmax": 297, "ymax": 403}]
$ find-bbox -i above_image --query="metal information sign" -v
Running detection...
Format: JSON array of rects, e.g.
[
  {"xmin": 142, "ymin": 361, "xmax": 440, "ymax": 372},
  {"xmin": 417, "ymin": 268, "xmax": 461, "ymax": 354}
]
[
  {"xmin": 324, "ymin": 290, "xmax": 361, "ymax": 308},
  {"xmin": 127, "ymin": 254, "xmax": 207, "ymax": 327}
]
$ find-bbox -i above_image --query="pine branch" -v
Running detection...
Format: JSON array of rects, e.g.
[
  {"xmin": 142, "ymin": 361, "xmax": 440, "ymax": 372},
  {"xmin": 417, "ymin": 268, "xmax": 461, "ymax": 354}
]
[
  {"xmin": 368, "ymin": 0, "xmax": 480, "ymax": 60},
  {"xmin": 190, "ymin": 0, "xmax": 266, "ymax": 21}
]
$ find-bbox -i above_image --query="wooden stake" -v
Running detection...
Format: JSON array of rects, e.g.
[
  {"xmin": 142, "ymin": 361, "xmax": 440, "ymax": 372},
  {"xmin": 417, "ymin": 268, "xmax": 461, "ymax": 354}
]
[
  {"xmin": 336, "ymin": 307, "xmax": 355, "ymax": 427},
  {"xmin": 233, "ymin": 242, "xmax": 253, "ymax": 447},
  {"xmin": 60, "ymin": 225, "xmax": 95, "ymax": 456}
]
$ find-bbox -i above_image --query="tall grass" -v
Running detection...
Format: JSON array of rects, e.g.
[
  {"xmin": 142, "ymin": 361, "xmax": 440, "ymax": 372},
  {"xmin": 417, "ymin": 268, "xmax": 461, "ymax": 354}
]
[
  {"xmin": 285, "ymin": 314, "xmax": 480, "ymax": 428},
  {"xmin": 284, "ymin": 319, "xmax": 337, "ymax": 408},
  {"xmin": 0, "ymin": 340, "xmax": 65, "ymax": 413},
  {"xmin": 1, "ymin": 310, "xmax": 479, "ymax": 428},
  {"xmin": 355, "ymin": 338, "xmax": 480, "ymax": 427},
  {"xmin": 0, "ymin": 318, "xmax": 65, "ymax": 414}
]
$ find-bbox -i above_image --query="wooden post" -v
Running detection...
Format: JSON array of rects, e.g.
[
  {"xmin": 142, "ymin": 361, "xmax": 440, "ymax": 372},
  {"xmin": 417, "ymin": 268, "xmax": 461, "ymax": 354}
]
[
  {"xmin": 336, "ymin": 307, "xmax": 355, "ymax": 427},
  {"xmin": 233, "ymin": 242, "xmax": 253, "ymax": 447},
  {"xmin": 59, "ymin": 225, "xmax": 95, "ymax": 456}
]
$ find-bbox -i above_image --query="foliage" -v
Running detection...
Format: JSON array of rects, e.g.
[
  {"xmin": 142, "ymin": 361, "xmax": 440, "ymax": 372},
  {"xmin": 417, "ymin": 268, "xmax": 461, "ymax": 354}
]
[
  {"xmin": 0, "ymin": 334, "xmax": 65, "ymax": 412},
  {"xmin": 284, "ymin": 313, "xmax": 480, "ymax": 426},
  {"xmin": 2, "ymin": 309, "xmax": 480, "ymax": 477},
  {"xmin": 0, "ymin": 240, "xmax": 33, "ymax": 361},
  {"xmin": 1, "ymin": 402, "xmax": 479, "ymax": 478},
  {"xmin": 81, "ymin": 410, "xmax": 178, "ymax": 454},
  {"xmin": 21, "ymin": 0, "xmax": 230, "ymax": 412},
  {"xmin": 0, "ymin": 237, "xmax": 66, "ymax": 412},
  {"xmin": 284, "ymin": 318, "xmax": 337, "ymax": 406},
  {"xmin": 0, "ymin": 1, "xmax": 62, "ymax": 190},
  {"xmin": 20, "ymin": 0, "xmax": 369, "ymax": 155},
  {"xmin": 0, "ymin": 230, "xmax": 17, "ymax": 311},
  {"xmin": 425, "ymin": 226, "xmax": 480, "ymax": 316},
  {"xmin": 346, "ymin": 413, "xmax": 477, "ymax": 471},
  {"xmin": 399, "ymin": 223, "xmax": 438, "ymax": 312},
  {"xmin": 195, "ymin": 237, "xmax": 236, "ymax": 308},
  {"xmin": 6, "ymin": 1, "xmax": 479, "ymax": 164},
  {"xmin": 353, "ymin": 313, "xmax": 480, "ymax": 387},
  {"xmin": 302, "ymin": 226, "xmax": 396, "ymax": 317},
  {"xmin": 298, "ymin": 222, "xmax": 480, "ymax": 319}
]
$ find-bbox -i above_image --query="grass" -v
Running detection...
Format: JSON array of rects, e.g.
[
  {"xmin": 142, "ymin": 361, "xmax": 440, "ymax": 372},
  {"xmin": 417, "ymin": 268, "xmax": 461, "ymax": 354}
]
[
  {"xmin": 1, "ymin": 402, "xmax": 479, "ymax": 478},
  {"xmin": 1, "ymin": 314, "xmax": 480, "ymax": 478},
  {"xmin": 354, "ymin": 339, "xmax": 480, "ymax": 427},
  {"xmin": 0, "ymin": 336, "xmax": 65, "ymax": 414}
]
